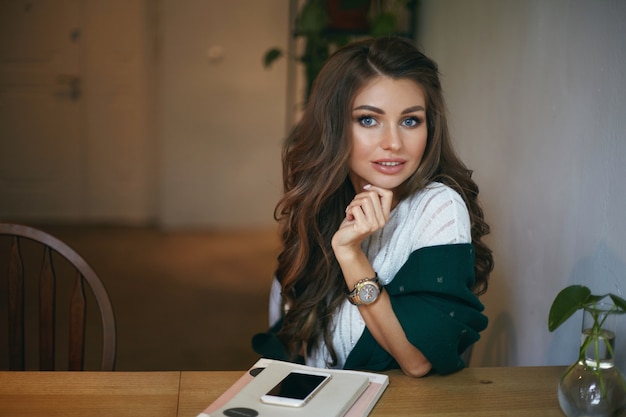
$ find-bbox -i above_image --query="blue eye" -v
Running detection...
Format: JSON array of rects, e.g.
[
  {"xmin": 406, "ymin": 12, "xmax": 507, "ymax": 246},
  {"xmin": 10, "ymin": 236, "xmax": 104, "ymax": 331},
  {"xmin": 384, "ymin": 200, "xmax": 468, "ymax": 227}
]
[
  {"xmin": 358, "ymin": 116, "xmax": 377, "ymax": 127},
  {"xmin": 401, "ymin": 117, "xmax": 422, "ymax": 127}
]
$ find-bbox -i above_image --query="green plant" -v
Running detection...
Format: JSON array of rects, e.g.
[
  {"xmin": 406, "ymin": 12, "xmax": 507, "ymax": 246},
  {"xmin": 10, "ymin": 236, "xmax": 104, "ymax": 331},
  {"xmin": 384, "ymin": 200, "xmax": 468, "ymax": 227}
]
[
  {"xmin": 548, "ymin": 284, "xmax": 626, "ymax": 396},
  {"xmin": 263, "ymin": 0, "xmax": 415, "ymax": 102}
]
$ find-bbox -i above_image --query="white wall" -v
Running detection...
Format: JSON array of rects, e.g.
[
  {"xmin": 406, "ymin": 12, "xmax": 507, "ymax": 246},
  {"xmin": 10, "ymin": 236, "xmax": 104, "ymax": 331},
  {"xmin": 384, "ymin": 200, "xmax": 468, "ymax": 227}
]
[
  {"xmin": 83, "ymin": 0, "xmax": 157, "ymax": 223},
  {"xmin": 153, "ymin": 0, "xmax": 626, "ymax": 369},
  {"xmin": 418, "ymin": 0, "xmax": 626, "ymax": 369},
  {"xmin": 157, "ymin": 0, "xmax": 288, "ymax": 229}
]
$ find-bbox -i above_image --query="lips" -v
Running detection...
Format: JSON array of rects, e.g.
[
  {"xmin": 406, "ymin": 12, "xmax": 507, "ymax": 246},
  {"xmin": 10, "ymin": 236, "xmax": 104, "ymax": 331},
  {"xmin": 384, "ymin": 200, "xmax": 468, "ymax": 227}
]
[{"xmin": 372, "ymin": 159, "xmax": 406, "ymax": 174}]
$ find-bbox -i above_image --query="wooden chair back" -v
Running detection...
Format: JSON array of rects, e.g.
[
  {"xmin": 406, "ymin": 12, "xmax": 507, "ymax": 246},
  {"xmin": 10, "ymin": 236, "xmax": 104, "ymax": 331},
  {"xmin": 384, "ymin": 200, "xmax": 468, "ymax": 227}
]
[{"xmin": 0, "ymin": 223, "xmax": 116, "ymax": 370}]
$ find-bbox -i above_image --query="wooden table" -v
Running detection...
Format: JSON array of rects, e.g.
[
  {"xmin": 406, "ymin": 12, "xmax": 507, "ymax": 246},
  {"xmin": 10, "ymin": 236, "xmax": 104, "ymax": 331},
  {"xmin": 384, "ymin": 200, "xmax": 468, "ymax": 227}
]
[{"xmin": 0, "ymin": 366, "xmax": 565, "ymax": 417}]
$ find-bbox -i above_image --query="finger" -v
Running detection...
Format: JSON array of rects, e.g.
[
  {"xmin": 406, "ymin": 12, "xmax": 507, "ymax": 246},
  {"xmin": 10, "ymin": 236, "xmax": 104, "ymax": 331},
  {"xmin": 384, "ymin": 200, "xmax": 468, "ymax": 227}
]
[
  {"xmin": 364, "ymin": 190, "xmax": 387, "ymax": 225},
  {"xmin": 347, "ymin": 195, "xmax": 383, "ymax": 231},
  {"xmin": 352, "ymin": 189, "xmax": 389, "ymax": 225},
  {"xmin": 352, "ymin": 192, "xmax": 384, "ymax": 228},
  {"xmin": 361, "ymin": 184, "xmax": 393, "ymax": 219}
]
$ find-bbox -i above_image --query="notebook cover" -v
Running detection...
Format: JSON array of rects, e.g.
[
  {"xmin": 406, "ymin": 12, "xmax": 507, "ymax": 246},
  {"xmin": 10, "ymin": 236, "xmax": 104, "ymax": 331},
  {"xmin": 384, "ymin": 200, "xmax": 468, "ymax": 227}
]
[{"xmin": 197, "ymin": 359, "xmax": 389, "ymax": 417}]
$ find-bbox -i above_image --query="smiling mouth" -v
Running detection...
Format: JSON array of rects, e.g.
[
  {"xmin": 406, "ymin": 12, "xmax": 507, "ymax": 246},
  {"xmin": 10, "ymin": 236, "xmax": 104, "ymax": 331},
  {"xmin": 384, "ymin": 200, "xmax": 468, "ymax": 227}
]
[{"xmin": 377, "ymin": 161, "xmax": 403, "ymax": 166}]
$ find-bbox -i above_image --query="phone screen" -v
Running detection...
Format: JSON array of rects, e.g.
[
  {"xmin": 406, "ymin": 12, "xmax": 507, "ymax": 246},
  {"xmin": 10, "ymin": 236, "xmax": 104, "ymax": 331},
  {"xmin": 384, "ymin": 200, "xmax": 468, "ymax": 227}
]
[{"xmin": 261, "ymin": 371, "xmax": 331, "ymax": 407}]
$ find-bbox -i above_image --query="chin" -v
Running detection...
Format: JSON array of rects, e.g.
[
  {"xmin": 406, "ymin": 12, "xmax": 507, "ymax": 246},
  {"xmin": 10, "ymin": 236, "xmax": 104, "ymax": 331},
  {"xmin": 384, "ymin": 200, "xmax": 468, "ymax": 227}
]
[{"xmin": 372, "ymin": 180, "xmax": 406, "ymax": 190}]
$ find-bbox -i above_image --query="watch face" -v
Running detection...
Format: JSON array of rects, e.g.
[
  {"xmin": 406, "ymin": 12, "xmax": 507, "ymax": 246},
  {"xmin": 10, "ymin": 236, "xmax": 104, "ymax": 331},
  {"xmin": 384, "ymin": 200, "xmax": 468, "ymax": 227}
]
[{"xmin": 358, "ymin": 283, "xmax": 379, "ymax": 304}]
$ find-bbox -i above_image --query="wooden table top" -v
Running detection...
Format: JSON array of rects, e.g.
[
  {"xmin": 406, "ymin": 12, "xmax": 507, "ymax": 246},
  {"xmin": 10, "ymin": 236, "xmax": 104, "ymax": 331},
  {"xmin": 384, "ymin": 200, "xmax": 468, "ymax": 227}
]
[{"xmin": 0, "ymin": 366, "xmax": 565, "ymax": 417}]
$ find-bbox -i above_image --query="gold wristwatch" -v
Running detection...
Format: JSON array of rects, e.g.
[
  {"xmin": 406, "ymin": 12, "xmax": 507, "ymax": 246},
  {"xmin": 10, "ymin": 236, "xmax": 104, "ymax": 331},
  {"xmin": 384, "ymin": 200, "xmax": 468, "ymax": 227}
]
[{"xmin": 346, "ymin": 275, "xmax": 382, "ymax": 306}]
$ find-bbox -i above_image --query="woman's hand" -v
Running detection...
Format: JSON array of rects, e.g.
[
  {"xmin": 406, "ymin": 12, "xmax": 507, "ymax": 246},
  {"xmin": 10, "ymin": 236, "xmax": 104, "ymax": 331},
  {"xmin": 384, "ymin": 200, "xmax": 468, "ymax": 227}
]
[
  {"xmin": 331, "ymin": 184, "xmax": 393, "ymax": 261},
  {"xmin": 331, "ymin": 184, "xmax": 432, "ymax": 377}
]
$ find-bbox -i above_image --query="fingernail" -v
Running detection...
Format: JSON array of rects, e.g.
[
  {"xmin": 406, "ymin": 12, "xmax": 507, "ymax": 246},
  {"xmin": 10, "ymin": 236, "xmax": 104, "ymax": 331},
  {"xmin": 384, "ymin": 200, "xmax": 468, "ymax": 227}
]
[{"xmin": 363, "ymin": 184, "xmax": 372, "ymax": 190}]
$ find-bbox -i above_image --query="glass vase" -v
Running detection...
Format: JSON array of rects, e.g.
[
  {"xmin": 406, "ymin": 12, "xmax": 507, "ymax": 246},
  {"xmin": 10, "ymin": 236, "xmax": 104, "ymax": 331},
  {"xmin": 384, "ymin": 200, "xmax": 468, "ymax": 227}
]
[{"xmin": 558, "ymin": 304, "xmax": 626, "ymax": 417}]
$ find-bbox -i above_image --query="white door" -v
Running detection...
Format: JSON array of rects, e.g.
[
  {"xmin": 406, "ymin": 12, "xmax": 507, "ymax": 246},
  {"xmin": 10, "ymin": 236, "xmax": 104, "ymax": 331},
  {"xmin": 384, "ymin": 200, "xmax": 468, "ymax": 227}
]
[
  {"xmin": 0, "ymin": 0, "xmax": 155, "ymax": 224},
  {"xmin": 0, "ymin": 0, "xmax": 85, "ymax": 220}
]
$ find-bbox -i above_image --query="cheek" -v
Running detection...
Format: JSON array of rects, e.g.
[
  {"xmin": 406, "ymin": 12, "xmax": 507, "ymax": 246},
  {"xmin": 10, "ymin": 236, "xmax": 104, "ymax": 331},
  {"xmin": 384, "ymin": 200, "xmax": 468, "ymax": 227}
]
[
  {"xmin": 418, "ymin": 128, "xmax": 429, "ymax": 152},
  {"xmin": 349, "ymin": 133, "xmax": 373, "ymax": 164},
  {"xmin": 406, "ymin": 130, "xmax": 428, "ymax": 160},
  {"xmin": 416, "ymin": 138, "xmax": 428, "ymax": 158},
  {"xmin": 348, "ymin": 149, "xmax": 367, "ymax": 175}
]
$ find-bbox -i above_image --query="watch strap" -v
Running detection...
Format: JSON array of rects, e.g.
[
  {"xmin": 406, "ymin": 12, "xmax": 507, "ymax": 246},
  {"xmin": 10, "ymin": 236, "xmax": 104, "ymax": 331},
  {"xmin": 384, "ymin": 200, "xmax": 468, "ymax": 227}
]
[{"xmin": 346, "ymin": 274, "xmax": 382, "ymax": 306}]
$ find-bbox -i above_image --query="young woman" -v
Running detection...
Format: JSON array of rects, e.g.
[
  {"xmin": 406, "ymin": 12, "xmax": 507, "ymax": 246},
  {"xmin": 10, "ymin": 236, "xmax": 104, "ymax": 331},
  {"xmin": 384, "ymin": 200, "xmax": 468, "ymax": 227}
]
[{"xmin": 253, "ymin": 36, "xmax": 493, "ymax": 377}]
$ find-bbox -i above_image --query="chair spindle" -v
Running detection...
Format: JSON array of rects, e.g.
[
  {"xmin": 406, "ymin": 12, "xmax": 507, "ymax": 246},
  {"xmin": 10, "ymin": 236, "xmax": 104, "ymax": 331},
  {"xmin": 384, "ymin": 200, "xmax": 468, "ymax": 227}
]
[
  {"xmin": 68, "ymin": 272, "xmax": 86, "ymax": 371},
  {"xmin": 7, "ymin": 237, "xmax": 25, "ymax": 370},
  {"xmin": 39, "ymin": 246, "xmax": 56, "ymax": 370}
]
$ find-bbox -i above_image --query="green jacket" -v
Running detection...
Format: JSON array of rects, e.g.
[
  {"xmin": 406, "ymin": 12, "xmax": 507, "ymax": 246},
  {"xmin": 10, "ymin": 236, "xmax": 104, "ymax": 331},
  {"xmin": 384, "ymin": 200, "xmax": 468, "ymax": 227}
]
[{"xmin": 252, "ymin": 243, "xmax": 488, "ymax": 375}]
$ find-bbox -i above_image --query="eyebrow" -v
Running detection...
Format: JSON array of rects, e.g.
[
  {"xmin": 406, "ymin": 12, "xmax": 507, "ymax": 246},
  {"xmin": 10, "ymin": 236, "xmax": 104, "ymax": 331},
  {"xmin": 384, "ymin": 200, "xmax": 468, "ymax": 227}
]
[{"xmin": 353, "ymin": 105, "xmax": 426, "ymax": 114}]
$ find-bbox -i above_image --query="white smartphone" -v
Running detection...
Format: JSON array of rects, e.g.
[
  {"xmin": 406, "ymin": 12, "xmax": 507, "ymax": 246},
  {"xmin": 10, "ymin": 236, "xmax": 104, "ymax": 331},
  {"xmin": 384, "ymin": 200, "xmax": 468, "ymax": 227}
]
[{"xmin": 260, "ymin": 369, "xmax": 332, "ymax": 407}]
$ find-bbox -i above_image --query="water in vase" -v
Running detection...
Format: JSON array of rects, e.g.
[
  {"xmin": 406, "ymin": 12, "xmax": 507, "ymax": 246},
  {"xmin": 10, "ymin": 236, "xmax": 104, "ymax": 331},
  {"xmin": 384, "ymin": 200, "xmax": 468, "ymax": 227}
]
[{"xmin": 558, "ymin": 328, "xmax": 626, "ymax": 417}]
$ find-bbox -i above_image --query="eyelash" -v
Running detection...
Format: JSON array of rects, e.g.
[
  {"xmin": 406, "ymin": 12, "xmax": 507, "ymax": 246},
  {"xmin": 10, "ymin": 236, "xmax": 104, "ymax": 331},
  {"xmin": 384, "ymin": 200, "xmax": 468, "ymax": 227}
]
[
  {"xmin": 356, "ymin": 115, "xmax": 424, "ymax": 128},
  {"xmin": 357, "ymin": 115, "xmax": 377, "ymax": 127},
  {"xmin": 401, "ymin": 116, "xmax": 424, "ymax": 127}
]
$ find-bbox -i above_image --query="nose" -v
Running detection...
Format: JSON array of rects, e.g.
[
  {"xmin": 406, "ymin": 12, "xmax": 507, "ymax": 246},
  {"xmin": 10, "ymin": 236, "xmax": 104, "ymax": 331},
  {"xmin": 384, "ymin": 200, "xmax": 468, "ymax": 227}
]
[{"xmin": 380, "ymin": 126, "xmax": 402, "ymax": 151}]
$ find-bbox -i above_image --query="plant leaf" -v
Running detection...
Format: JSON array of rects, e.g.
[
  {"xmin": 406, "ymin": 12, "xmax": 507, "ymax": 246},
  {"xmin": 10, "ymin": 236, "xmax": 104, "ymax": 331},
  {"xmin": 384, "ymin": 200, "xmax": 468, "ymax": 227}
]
[
  {"xmin": 340, "ymin": 0, "xmax": 369, "ymax": 9},
  {"xmin": 586, "ymin": 294, "xmax": 609, "ymax": 304},
  {"xmin": 610, "ymin": 293, "xmax": 626, "ymax": 312},
  {"xmin": 370, "ymin": 12, "xmax": 397, "ymax": 38},
  {"xmin": 263, "ymin": 48, "xmax": 283, "ymax": 68},
  {"xmin": 548, "ymin": 285, "xmax": 591, "ymax": 331},
  {"xmin": 298, "ymin": 0, "xmax": 328, "ymax": 34}
]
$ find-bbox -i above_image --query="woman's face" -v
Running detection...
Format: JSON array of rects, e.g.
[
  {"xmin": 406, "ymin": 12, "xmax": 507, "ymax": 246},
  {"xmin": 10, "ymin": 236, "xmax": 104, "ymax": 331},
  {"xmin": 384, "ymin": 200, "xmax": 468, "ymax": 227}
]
[{"xmin": 348, "ymin": 76, "xmax": 428, "ymax": 193}]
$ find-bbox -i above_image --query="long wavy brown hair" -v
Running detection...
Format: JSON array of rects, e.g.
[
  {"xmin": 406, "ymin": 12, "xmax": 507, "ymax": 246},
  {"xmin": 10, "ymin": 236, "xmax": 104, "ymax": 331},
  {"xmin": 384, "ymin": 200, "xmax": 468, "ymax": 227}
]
[{"xmin": 274, "ymin": 36, "xmax": 493, "ymax": 365}]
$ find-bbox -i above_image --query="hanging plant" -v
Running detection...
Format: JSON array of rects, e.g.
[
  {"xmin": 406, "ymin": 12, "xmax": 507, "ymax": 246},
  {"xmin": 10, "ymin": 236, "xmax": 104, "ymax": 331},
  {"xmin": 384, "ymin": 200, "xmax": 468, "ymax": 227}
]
[{"xmin": 263, "ymin": 0, "xmax": 416, "ymax": 103}]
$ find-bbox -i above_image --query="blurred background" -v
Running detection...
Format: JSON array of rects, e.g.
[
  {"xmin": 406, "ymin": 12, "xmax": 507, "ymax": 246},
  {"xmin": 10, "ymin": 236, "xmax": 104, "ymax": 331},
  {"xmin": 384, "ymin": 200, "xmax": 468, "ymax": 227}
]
[{"xmin": 1, "ymin": 0, "xmax": 625, "ymax": 371}]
